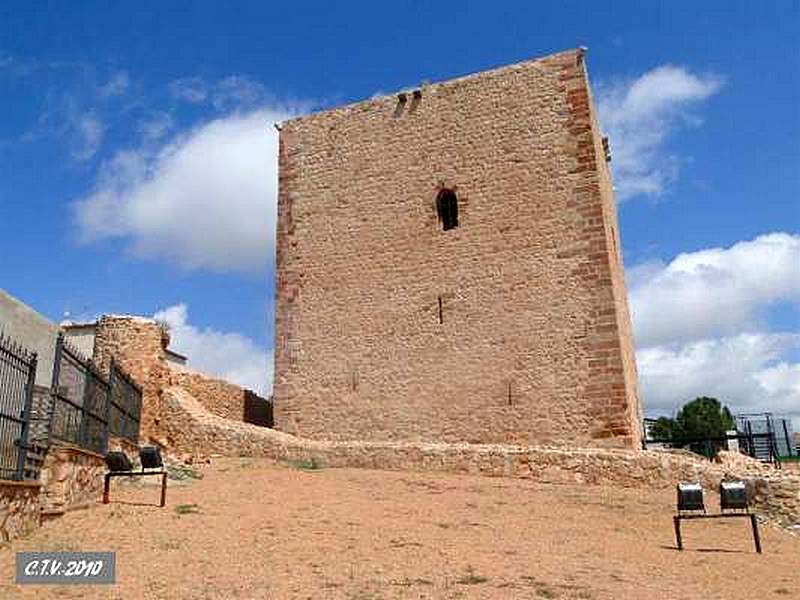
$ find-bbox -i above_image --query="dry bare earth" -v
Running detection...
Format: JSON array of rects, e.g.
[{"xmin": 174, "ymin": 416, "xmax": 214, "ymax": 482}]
[{"xmin": 0, "ymin": 457, "xmax": 797, "ymax": 600}]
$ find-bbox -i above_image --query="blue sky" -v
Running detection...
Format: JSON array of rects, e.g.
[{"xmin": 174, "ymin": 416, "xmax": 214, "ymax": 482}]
[{"xmin": 1, "ymin": 2, "xmax": 798, "ymax": 424}]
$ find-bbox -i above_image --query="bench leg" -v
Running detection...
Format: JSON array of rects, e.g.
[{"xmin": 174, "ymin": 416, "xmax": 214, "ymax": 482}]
[
  {"xmin": 750, "ymin": 514, "xmax": 762, "ymax": 554},
  {"xmin": 103, "ymin": 473, "xmax": 111, "ymax": 504},
  {"xmin": 673, "ymin": 516, "xmax": 683, "ymax": 551},
  {"xmin": 160, "ymin": 472, "xmax": 167, "ymax": 507}
]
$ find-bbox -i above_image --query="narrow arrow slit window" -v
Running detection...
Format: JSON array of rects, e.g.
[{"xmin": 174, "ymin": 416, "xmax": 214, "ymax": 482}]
[{"xmin": 436, "ymin": 189, "xmax": 459, "ymax": 231}]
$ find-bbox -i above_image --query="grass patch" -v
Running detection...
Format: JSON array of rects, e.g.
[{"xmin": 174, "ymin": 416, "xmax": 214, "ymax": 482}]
[
  {"xmin": 287, "ymin": 457, "xmax": 323, "ymax": 471},
  {"xmin": 388, "ymin": 539, "xmax": 423, "ymax": 548},
  {"xmin": 391, "ymin": 577, "xmax": 433, "ymax": 587},
  {"xmin": 157, "ymin": 538, "xmax": 183, "ymax": 551},
  {"xmin": 220, "ymin": 460, "xmax": 256, "ymax": 472},
  {"xmin": 521, "ymin": 576, "xmax": 561, "ymax": 598},
  {"xmin": 347, "ymin": 591, "xmax": 382, "ymax": 600},
  {"xmin": 456, "ymin": 566, "xmax": 489, "ymax": 585},
  {"xmin": 174, "ymin": 503, "xmax": 201, "ymax": 515},
  {"xmin": 167, "ymin": 463, "xmax": 203, "ymax": 480}
]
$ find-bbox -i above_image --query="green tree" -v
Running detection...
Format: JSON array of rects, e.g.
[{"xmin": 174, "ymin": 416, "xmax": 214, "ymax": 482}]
[
  {"xmin": 649, "ymin": 416, "xmax": 677, "ymax": 440},
  {"xmin": 674, "ymin": 396, "xmax": 734, "ymax": 441},
  {"xmin": 654, "ymin": 397, "xmax": 735, "ymax": 457}
]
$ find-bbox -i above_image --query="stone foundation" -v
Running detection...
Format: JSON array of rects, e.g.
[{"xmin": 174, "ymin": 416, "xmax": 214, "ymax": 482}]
[
  {"xmin": 39, "ymin": 443, "xmax": 106, "ymax": 516},
  {"xmin": 0, "ymin": 481, "xmax": 42, "ymax": 544},
  {"xmin": 1, "ymin": 442, "xmax": 106, "ymax": 543}
]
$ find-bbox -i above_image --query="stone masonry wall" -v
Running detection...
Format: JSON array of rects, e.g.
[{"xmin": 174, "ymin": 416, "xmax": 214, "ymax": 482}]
[
  {"xmin": 93, "ymin": 314, "xmax": 259, "ymax": 443},
  {"xmin": 0, "ymin": 481, "xmax": 41, "ymax": 544},
  {"xmin": 163, "ymin": 386, "xmax": 799, "ymax": 527},
  {"xmin": 0, "ymin": 443, "xmax": 106, "ymax": 543},
  {"xmin": 168, "ymin": 365, "xmax": 248, "ymax": 422},
  {"xmin": 93, "ymin": 315, "xmax": 171, "ymax": 442},
  {"xmin": 39, "ymin": 443, "xmax": 106, "ymax": 516},
  {"xmin": 577, "ymin": 58, "xmax": 644, "ymax": 445},
  {"xmin": 274, "ymin": 48, "xmax": 642, "ymax": 448}
]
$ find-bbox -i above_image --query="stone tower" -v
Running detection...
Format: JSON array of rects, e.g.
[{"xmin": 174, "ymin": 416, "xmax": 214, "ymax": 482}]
[{"xmin": 273, "ymin": 48, "xmax": 643, "ymax": 449}]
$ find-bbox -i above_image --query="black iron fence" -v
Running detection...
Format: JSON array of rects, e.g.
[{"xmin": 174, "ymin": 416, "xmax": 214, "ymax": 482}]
[
  {"xmin": 50, "ymin": 334, "xmax": 142, "ymax": 454},
  {"xmin": 0, "ymin": 331, "xmax": 142, "ymax": 479},
  {"xmin": 50, "ymin": 334, "xmax": 109, "ymax": 454},
  {"xmin": 108, "ymin": 360, "xmax": 142, "ymax": 444},
  {"xmin": 736, "ymin": 413, "xmax": 796, "ymax": 459},
  {"xmin": 0, "ymin": 333, "xmax": 36, "ymax": 480},
  {"xmin": 643, "ymin": 428, "xmax": 782, "ymax": 467}
]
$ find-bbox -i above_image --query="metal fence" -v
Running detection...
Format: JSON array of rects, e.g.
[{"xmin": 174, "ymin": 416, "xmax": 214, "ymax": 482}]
[
  {"xmin": 0, "ymin": 333, "xmax": 36, "ymax": 480},
  {"xmin": 0, "ymin": 331, "xmax": 143, "ymax": 479},
  {"xmin": 108, "ymin": 360, "xmax": 142, "ymax": 443},
  {"xmin": 643, "ymin": 425, "xmax": 783, "ymax": 467},
  {"xmin": 736, "ymin": 413, "xmax": 796, "ymax": 459},
  {"xmin": 50, "ymin": 334, "xmax": 110, "ymax": 454},
  {"xmin": 49, "ymin": 334, "xmax": 142, "ymax": 454}
]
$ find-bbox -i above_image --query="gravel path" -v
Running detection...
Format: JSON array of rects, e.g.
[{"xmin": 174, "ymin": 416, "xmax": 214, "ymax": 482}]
[{"xmin": 0, "ymin": 457, "xmax": 797, "ymax": 599}]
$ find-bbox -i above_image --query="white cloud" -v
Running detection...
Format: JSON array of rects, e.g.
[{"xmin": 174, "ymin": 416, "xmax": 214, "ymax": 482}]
[
  {"xmin": 73, "ymin": 107, "xmax": 293, "ymax": 274},
  {"xmin": 168, "ymin": 77, "xmax": 208, "ymax": 103},
  {"xmin": 29, "ymin": 93, "xmax": 107, "ymax": 161},
  {"xmin": 630, "ymin": 233, "xmax": 800, "ymax": 347},
  {"xmin": 70, "ymin": 112, "xmax": 105, "ymax": 161},
  {"xmin": 169, "ymin": 75, "xmax": 273, "ymax": 111},
  {"xmin": 638, "ymin": 333, "xmax": 800, "ymax": 428},
  {"xmin": 154, "ymin": 304, "xmax": 271, "ymax": 395},
  {"xmin": 98, "ymin": 71, "xmax": 130, "ymax": 98},
  {"xmin": 212, "ymin": 76, "xmax": 269, "ymax": 110},
  {"xmin": 597, "ymin": 65, "xmax": 723, "ymax": 201},
  {"xmin": 630, "ymin": 233, "xmax": 800, "ymax": 428},
  {"xmin": 137, "ymin": 111, "xmax": 174, "ymax": 142}
]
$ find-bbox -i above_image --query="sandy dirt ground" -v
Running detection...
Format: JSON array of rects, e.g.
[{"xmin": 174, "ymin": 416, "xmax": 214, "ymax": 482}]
[{"xmin": 0, "ymin": 456, "xmax": 797, "ymax": 600}]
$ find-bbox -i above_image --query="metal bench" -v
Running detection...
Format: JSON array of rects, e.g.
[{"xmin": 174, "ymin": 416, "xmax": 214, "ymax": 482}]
[
  {"xmin": 103, "ymin": 447, "xmax": 167, "ymax": 507},
  {"xmin": 673, "ymin": 481, "xmax": 761, "ymax": 553}
]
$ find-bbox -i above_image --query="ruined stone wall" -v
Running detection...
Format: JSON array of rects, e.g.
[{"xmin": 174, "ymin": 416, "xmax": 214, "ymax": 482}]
[
  {"xmin": 162, "ymin": 387, "xmax": 717, "ymax": 487},
  {"xmin": 92, "ymin": 314, "xmax": 260, "ymax": 442},
  {"xmin": 274, "ymin": 48, "xmax": 641, "ymax": 448},
  {"xmin": 162, "ymin": 386, "xmax": 800, "ymax": 526},
  {"xmin": 167, "ymin": 365, "xmax": 248, "ymax": 422},
  {"xmin": 92, "ymin": 315, "xmax": 170, "ymax": 442}
]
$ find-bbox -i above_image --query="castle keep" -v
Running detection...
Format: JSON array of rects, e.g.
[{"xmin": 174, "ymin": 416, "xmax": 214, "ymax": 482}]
[{"xmin": 273, "ymin": 48, "xmax": 643, "ymax": 449}]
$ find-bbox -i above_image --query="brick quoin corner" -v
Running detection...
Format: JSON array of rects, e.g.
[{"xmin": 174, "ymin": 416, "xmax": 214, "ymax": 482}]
[{"xmin": 273, "ymin": 48, "xmax": 643, "ymax": 449}]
